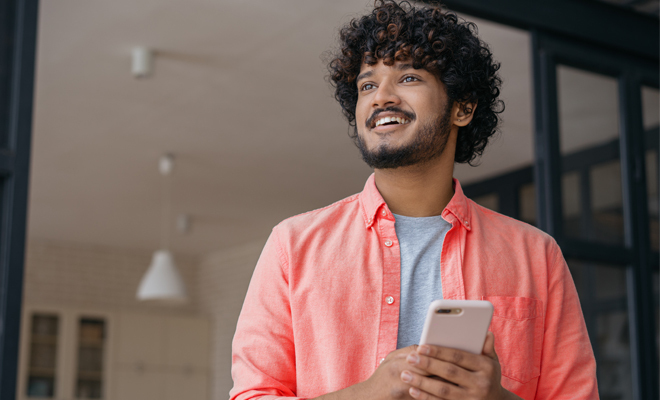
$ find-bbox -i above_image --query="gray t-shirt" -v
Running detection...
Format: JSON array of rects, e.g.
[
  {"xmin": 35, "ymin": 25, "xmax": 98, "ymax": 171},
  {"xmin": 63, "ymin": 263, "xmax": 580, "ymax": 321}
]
[{"xmin": 394, "ymin": 213, "xmax": 452, "ymax": 349}]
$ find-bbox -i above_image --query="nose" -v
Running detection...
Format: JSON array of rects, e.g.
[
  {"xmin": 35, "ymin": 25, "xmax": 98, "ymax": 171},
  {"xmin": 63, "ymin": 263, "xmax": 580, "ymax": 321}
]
[{"xmin": 372, "ymin": 80, "xmax": 401, "ymax": 108}]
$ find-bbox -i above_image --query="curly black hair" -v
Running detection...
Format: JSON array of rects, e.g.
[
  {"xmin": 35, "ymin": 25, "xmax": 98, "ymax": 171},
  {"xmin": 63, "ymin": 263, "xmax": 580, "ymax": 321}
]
[{"xmin": 328, "ymin": 0, "xmax": 504, "ymax": 165}]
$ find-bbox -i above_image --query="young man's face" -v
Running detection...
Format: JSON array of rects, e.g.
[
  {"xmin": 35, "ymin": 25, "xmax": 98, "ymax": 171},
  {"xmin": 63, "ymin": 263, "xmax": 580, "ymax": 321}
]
[{"xmin": 354, "ymin": 59, "xmax": 454, "ymax": 169}]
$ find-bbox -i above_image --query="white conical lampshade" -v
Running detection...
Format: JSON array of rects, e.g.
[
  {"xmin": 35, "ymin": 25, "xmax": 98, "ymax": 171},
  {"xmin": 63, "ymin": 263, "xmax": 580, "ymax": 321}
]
[{"xmin": 137, "ymin": 250, "xmax": 188, "ymax": 302}]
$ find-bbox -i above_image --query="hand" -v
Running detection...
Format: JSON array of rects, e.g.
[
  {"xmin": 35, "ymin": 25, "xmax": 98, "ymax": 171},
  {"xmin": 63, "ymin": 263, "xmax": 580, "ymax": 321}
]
[
  {"xmin": 400, "ymin": 332, "xmax": 519, "ymax": 400},
  {"xmin": 361, "ymin": 345, "xmax": 433, "ymax": 400}
]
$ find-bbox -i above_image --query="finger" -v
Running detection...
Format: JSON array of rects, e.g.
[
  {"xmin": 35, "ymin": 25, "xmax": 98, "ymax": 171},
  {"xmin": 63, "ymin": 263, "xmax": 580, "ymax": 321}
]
[
  {"xmin": 402, "ymin": 370, "xmax": 463, "ymax": 400},
  {"xmin": 392, "ymin": 349, "xmax": 432, "ymax": 374},
  {"xmin": 409, "ymin": 387, "xmax": 445, "ymax": 400},
  {"xmin": 386, "ymin": 345, "xmax": 419, "ymax": 361},
  {"xmin": 406, "ymin": 352, "xmax": 472, "ymax": 387},
  {"xmin": 482, "ymin": 331, "xmax": 498, "ymax": 361},
  {"xmin": 417, "ymin": 344, "xmax": 482, "ymax": 372}
]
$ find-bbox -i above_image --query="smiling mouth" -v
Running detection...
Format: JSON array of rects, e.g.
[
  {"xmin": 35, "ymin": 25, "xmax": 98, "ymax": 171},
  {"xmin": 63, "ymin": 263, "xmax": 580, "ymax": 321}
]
[{"xmin": 373, "ymin": 116, "xmax": 411, "ymax": 128}]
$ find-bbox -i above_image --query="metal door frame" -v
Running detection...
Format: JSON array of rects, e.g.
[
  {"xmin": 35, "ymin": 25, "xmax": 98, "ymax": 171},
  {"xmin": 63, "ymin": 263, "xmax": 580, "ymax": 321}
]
[{"xmin": 532, "ymin": 30, "xmax": 659, "ymax": 400}]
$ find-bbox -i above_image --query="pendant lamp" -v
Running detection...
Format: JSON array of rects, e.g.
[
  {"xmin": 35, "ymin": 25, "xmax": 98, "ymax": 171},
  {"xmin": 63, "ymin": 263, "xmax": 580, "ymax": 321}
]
[{"xmin": 137, "ymin": 154, "xmax": 188, "ymax": 302}]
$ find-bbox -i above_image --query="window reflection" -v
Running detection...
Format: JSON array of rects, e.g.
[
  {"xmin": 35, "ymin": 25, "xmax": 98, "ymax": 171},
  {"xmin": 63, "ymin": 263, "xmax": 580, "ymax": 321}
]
[
  {"xmin": 472, "ymin": 193, "xmax": 499, "ymax": 212},
  {"xmin": 519, "ymin": 183, "xmax": 536, "ymax": 226},
  {"xmin": 568, "ymin": 260, "xmax": 632, "ymax": 400},
  {"xmin": 27, "ymin": 314, "xmax": 59, "ymax": 398},
  {"xmin": 557, "ymin": 66, "xmax": 624, "ymax": 245},
  {"xmin": 642, "ymin": 86, "xmax": 659, "ymax": 252}
]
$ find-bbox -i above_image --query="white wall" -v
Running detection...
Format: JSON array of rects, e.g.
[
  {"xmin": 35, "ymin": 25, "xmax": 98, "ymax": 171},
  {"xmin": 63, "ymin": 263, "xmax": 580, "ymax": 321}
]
[
  {"xmin": 23, "ymin": 240, "xmax": 199, "ymax": 314},
  {"xmin": 197, "ymin": 240, "xmax": 265, "ymax": 400},
  {"xmin": 22, "ymin": 238, "xmax": 267, "ymax": 400}
]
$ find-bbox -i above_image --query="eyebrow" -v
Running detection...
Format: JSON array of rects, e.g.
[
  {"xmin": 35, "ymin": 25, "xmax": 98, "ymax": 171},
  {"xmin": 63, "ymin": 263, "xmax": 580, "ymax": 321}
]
[
  {"xmin": 356, "ymin": 70, "xmax": 373, "ymax": 83},
  {"xmin": 356, "ymin": 63, "xmax": 415, "ymax": 83}
]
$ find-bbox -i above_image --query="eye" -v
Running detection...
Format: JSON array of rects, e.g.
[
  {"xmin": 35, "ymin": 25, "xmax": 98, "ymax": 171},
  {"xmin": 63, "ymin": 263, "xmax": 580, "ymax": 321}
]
[
  {"xmin": 360, "ymin": 83, "xmax": 376, "ymax": 91},
  {"xmin": 402, "ymin": 76, "xmax": 419, "ymax": 83}
]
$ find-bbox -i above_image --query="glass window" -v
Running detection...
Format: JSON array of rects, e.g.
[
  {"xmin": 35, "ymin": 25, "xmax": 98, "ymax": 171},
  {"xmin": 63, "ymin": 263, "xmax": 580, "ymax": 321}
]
[
  {"xmin": 590, "ymin": 160, "xmax": 624, "ymax": 244},
  {"xmin": 472, "ymin": 193, "xmax": 499, "ymax": 212},
  {"xmin": 519, "ymin": 183, "xmax": 536, "ymax": 226},
  {"xmin": 27, "ymin": 314, "xmax": 59, "ymax": 398},
  {"xmin": 646, "ymin": 150, "xmax": 658, "ymax": 251},
  {"xmin": 75, "ymin": 318, "xmax": 105, "ymax": 399},
  {"xmin": 557, "ymin": 66, "xmax": 624, "ymax": 245},
  {"xmin": 562, "ymin": 171, "xmax": 581, "ymax": 238},
  {"xmin": 567, "ymin": 260, "xmax": 632, "ymax": 399},
  {"xmin": 642, "ymin": 86, "xmax": 659, "ymax": 252},
  {"xmin": 654, "ymin": 271, "xmax": 659, "ymax": 360}
]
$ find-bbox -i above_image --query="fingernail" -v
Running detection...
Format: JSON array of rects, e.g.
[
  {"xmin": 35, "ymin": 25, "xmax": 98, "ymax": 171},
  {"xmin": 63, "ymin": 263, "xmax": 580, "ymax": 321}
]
[
  {"xmin": 401, "ymin": 370, "xmax": 412, "ymax": 383},
  {"xmin": 418, "ymin": 345, "xmax": 430, "ymax": 355},
  {"xmin": 409, "ymin": 387, "xmax": 421, "ymax": 398},
  {"xmin": 407, "ymin": 352, "xmax": 420, "ymax": 364}
]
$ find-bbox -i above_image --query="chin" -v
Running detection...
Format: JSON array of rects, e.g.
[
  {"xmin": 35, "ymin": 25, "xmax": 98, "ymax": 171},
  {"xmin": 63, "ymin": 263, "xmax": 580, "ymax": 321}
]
[{"xmin": 366, "ymin": 129, "xmax": 412, "ymax": 146}]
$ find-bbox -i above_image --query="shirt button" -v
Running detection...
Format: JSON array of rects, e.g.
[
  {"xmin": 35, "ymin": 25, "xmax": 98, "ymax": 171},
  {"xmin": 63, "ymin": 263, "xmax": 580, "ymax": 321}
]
[
  {"xmin": 381, "ymin": 209, "xmax": 387, "ymax": 216},
  {"xmin": 384, "ymin": 240, "xmax": 393, "ymax": 247},
  {"xmin": 386, "ymin": 296, "xmax": 395, "ymax": 305},
  {"xmin": 379, "ymin": 358, "xmax": 385, "ymax": 364}
]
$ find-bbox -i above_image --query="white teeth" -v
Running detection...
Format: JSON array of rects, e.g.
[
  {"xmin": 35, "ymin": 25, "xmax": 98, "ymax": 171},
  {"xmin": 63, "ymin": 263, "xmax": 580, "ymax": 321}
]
[{"xmin": 374, "ymin": 117, "xmax": 410, "ymax": 127}]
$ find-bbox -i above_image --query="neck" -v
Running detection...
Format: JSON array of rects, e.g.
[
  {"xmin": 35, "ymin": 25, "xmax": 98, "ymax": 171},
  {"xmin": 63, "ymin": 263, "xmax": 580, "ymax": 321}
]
[{"xmin": 373, "ymin": 150, "xmax": 455, "ymax": 218}]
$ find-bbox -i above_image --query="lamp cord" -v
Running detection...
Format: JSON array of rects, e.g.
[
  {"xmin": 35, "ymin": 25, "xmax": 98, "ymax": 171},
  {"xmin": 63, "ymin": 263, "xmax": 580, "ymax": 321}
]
[{"xmin": 160, "ymin": 170, "xmax": 172, "ymax": 250}]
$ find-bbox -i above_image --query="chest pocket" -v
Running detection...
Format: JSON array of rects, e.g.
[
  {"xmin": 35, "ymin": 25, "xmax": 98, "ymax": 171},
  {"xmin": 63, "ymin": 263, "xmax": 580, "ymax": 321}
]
[{"xmin": 482, "ymin": 296, "xmax": 543, "ymax": 384}]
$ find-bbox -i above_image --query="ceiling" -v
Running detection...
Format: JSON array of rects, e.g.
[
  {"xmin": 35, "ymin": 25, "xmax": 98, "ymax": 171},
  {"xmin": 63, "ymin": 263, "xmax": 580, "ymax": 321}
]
[
  {"xmin": 27, "ymin": 0, "xmax": 592, "ymax": 256},
  {"xmin": 596, "ymin": 0, "xmax": 660, "ymax": 17}
]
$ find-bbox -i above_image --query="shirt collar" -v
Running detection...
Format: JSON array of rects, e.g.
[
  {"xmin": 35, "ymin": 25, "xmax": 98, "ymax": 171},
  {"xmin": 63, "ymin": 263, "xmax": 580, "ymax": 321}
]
[
  {"xmin": 443, "ymin": 178, "xmax": 472, "ymax": 231},
  {"xmin": 359, "ymin": 173, "xmax": 472, "ymax": 231}
]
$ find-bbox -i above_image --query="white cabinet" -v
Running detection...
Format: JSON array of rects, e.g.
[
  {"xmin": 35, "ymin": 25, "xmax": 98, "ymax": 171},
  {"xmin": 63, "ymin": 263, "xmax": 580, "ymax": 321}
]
[
  {"xmin": 18, "ymin": 306, "xmax": 114, "ymax": 400},
  {"xmin": 164, "ymin": 317, "xmax": 210, "ymax": 369},
  {"xmin": 162, "ymin": 370, "xmax": 209, "ymax": 400},
  {"xmin": 114, "ymin": 314, "xmax": 165, "ymax": 366},
  {"xmin": 18, "ymin": 306, "xmax": 210, "ymax": 400},
  {"xmin": 109, "ymin": 314, "xmax": 210, "ymax": 400},
  {"xmin": 112, "ymin": 368, "xmax": 162, "ymax": 400},
  {"xmin": 111, "ymin": 368, "xmax": 208, "ymax": 400}
]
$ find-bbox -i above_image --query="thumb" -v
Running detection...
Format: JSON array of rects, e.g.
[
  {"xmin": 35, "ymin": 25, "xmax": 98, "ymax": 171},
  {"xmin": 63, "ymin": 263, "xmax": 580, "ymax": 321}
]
[{"xmin": 482, "ymin": 331, "xmax": 498, "ymax": 360}]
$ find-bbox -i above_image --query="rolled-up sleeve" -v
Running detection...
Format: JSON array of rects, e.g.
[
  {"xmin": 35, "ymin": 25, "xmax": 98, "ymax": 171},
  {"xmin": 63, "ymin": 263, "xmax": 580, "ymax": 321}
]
[
  {"xmin": 535, "ymin": 244, "xmax": 599, "ymax": 399},
  {"xmin": 230, "ymin": 227, "xmax": 304, "ymax": 400}
]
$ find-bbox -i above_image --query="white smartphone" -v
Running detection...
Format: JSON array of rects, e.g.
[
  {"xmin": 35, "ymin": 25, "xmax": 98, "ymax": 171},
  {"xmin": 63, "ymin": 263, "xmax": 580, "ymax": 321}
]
[{"xmin": 419, "ymin": 300, "xmax": 494, "ymax": 354}]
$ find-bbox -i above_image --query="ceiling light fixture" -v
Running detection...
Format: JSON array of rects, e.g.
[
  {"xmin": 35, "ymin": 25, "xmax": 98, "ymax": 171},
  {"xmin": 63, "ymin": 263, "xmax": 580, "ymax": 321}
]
[
  {"xmin": 136, "ymin": 154, "xmax": 188, "ymax": 303},
  {"xmin": 132, "ymin": 46, "xmax": 154, "ymax": 79}
]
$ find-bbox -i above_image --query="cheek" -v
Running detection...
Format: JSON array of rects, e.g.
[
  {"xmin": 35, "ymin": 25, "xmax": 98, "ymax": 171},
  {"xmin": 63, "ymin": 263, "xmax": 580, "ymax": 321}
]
[{"xmin": 355, "ymin": 101, "xmax": 370, "ymax": 125}]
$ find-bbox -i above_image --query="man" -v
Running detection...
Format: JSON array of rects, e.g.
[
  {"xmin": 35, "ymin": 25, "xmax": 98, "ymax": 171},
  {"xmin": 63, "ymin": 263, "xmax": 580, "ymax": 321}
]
[{"xmin": 230, "ymin": 1, "xmax": 598, "ymax": 399}]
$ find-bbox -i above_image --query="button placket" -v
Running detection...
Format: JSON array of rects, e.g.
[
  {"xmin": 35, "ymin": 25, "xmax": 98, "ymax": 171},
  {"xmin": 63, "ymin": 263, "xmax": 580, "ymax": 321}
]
[{"xmin": 375, "ymin": 210, "xmax": 400, "ymax": 363}]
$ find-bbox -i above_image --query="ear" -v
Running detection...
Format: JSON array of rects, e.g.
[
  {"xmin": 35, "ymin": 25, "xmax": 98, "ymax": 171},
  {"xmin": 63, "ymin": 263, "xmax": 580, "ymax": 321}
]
[{"xmin": 451, "ymin": 101, "xmax": 477, "ymax": 127}]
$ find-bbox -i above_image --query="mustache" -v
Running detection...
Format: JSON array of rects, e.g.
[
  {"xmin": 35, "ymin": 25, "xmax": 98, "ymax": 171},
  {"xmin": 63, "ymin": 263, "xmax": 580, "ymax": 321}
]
[{"xmin": 365, "ymin": 107, "xmax": 416, "ymax": 128}]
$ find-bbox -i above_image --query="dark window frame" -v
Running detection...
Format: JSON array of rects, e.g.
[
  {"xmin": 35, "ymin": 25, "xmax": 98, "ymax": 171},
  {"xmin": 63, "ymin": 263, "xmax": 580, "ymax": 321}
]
[
  {"xmin": 532, "ymin": 30, "xmax": 658, "ymax": 399},
  {"xmin": 0, "ymin": 0, "xmax": 39, "ymax": 399}
]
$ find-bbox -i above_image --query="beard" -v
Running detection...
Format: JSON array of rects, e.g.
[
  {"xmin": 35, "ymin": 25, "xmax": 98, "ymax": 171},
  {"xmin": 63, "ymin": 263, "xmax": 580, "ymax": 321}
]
[{"xmin": 355, "ymin": 105, "xmax": 453, "ymax": 169}]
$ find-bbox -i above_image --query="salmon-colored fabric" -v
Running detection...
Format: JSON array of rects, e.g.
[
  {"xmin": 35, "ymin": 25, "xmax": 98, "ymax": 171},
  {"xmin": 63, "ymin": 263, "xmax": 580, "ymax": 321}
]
[{"xmin": 230, "ymin": 175, "xmax": 599, "ymax": 400}]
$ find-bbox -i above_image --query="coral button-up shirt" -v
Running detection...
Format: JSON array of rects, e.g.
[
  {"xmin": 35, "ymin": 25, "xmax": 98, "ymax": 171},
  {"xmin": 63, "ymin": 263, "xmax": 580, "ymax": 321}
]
[{"xmin": 230, "ymin": 175, "xmax": 598, "ymax": 400}]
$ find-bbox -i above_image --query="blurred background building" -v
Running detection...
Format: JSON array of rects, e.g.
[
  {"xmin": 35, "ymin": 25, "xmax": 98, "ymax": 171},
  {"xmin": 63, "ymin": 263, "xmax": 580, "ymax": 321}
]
[{"xmin": 0, "ymin": 0, "xmax": 658, "ymax": 399}]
